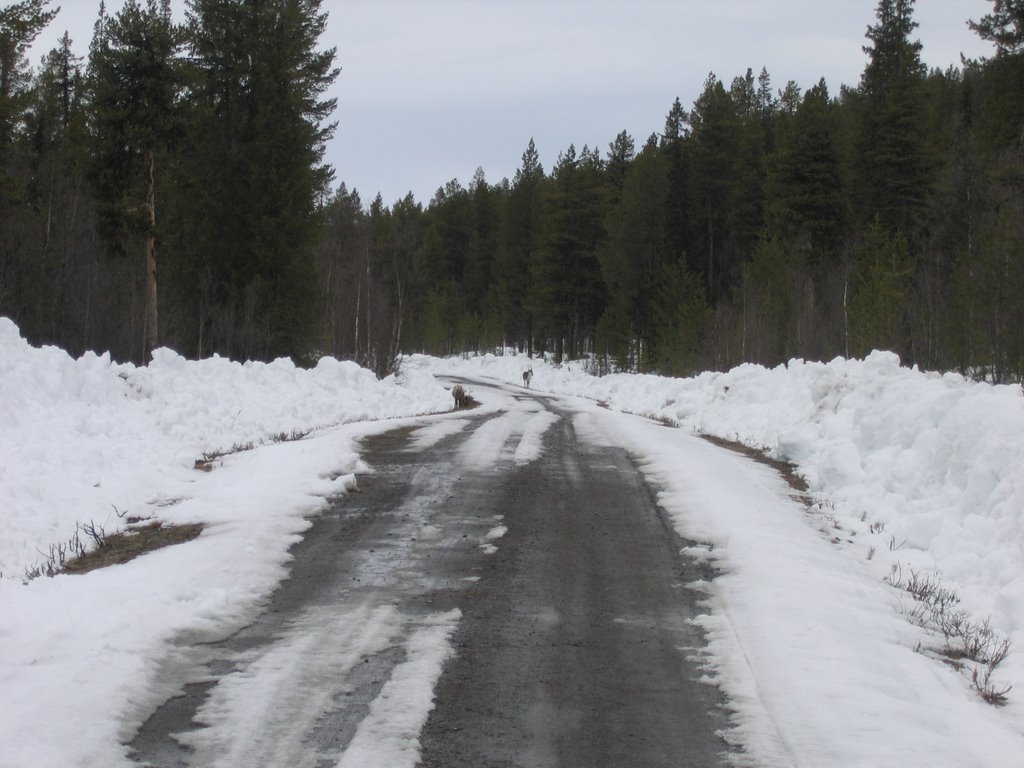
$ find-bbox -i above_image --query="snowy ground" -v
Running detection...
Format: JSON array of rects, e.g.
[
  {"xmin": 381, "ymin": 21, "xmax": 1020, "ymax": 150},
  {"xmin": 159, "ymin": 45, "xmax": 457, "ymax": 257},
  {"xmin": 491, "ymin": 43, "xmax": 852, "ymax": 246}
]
[{"xmin": 3, "ymin": 315, "xmax": 1024, "ymax": 766}]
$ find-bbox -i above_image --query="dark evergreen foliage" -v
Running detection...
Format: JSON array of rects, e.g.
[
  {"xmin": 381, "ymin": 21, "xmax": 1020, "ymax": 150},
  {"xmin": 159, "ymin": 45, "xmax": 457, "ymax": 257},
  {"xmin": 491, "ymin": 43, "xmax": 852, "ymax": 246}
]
[
  {"xmin": 2, "ymin": 0, "xmax": 1023, "ymax": 383},
  {"xmin": 175, "ymin": 0, "xmax": 338, "ymax": 361}
]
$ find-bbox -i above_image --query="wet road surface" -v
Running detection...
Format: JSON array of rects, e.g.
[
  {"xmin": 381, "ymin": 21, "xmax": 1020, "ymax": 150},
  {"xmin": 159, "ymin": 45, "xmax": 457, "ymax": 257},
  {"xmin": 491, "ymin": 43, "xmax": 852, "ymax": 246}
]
[{"xmin": 128, "ymin": 379, "xmax": 732, "ymax": 767}]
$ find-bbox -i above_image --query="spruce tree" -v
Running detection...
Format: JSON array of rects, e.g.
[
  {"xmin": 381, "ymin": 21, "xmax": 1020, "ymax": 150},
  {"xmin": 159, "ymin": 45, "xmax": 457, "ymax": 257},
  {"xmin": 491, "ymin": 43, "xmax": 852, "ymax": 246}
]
[
  {"xmin": 183, "ymin": 0, "xmax": 339, "ymax": 361},
  {"xmin": 856, "ymin": 0, "xmax": 932, "ymax": 233},
  {"xmin": 598, "ymin": 134, "xmax": 666, "ymax": 371},
  {"xmin": 417, "ymin": 179, "xmax": 472, "ymax": 355},
  {"xmin": 688, "ymin": 73, "xmax": 740, "ymax": 302},
  {"xmin": 768, "ymin": 79, "xmax": 845, "ymax": 256},
  {"xmin": 529, "ymin": 144, "xmax": 606, "ymax": 362},
  {"xmin": 492, "ymin": 138, "xmax": 544, "ymax": 353},
  {"xmin": 848, "ymin": 218, "xmax": 915, "ymax": 357},
  {"xmin": 466, "ymin": 167, "xmax": 500, "ymax": 331}
]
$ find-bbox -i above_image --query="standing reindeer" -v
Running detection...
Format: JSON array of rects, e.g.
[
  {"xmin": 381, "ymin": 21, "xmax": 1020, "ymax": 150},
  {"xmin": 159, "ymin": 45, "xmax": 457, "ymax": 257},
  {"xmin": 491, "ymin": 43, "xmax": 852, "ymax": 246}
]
[{"xmin": 522, "ymin": 367, "xmax": 533, "ymax": 388}]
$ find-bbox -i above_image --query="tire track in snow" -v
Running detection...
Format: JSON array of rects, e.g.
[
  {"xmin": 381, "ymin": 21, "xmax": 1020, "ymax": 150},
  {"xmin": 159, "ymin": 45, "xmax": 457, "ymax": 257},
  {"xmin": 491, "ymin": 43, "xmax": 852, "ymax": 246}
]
[
  {"xmin": 336, "ymin": 610, "xmax": 460, "ymax": 768},
  {"xmin": 179, "ymin": 602, "xmax": 401, "ymax": 767}
]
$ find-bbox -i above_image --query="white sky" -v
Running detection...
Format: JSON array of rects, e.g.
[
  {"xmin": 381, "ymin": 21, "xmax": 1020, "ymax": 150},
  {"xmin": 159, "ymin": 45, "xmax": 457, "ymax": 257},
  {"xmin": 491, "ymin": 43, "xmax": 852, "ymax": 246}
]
[{"xmin": 32, "ymin": 0, "xmax": 993, "ymax": 208}]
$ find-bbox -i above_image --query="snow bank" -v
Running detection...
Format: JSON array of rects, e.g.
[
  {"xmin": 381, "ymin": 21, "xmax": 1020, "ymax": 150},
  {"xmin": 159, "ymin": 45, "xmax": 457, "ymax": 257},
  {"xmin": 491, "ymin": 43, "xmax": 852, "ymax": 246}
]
[
  {"xmin": 0, "ymin": 319, "xmax": 454, "ymax": 767},
  {"xmin": 0, "ymin": 318, "xmax": 451, "ymax": 576}
]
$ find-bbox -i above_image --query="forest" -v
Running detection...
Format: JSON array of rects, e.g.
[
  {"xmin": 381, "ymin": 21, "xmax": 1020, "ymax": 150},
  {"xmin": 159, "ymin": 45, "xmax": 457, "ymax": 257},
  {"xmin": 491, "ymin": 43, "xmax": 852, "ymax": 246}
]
[{"xmin": 1, "ymin": 0, "xmax": 1023, "ymax": 381}]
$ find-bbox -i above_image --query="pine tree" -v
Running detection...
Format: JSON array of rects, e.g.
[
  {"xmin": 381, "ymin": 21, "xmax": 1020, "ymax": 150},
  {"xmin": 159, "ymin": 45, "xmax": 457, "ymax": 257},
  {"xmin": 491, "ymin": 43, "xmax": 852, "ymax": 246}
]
[
  {"xmin": 653, "ymin": 261, "xmax": 708, "ymax": 376},
  {"xmin": 0, "ymin": 0, "xmax": 57, "ymax": 171},
  {"xmin": 688, "ymin": 73, "xmax": 740, "ymax": 301},
  {"xmin": 740, "ymin": 237, "xmax": 797, "ymax": 365},
  {"xmin": 730, "ymin": 74, "xmax": 769, "ymax": 260},
  {"xmin": 969, "ymin": 0, "xmax": 1024, "ymax": 56},
  {"xmin": 967, "ymin": 0, "xmax": 1024, "ymax": 152},
  {"xmin": 598, "ymin": 134, "xmax": 666, "ymax": 371},
  {"xmin": 856, "ymin": 0, "xmax": 933, "ymax": 233},
  {"xmin": 777, "ymin": 80, "xmax": 802, "ymax": 116},
  {"xmin": 729, "ymin": 68, "xmax": 756, "ymax": 119},
  {"xmin": 21, "ymin": 31, "xmax": 91, "ymax": 347},
  {"xmin": 755, "ymin": 67, "xmax": 776, "ymax": 136},
  {"xmin": 357, "ymin": 191, "xmax": 421, "ymax": 374},
  {"xmin": 466, "ymin": 167, "xmax": 500, "ymax": 332},
  {"xmin": 660, "ymin": 97, "xmax": 691, "ymax": 272},
  {"xmin": 948, "ymin": 206, "xmax": 1024, "ymax": 382},
  {"xmin": 848, "ymin": 218, "xmax": 915, "ymax": 357},
  {"xmin": 183, "ymin": 0, "xmax": 339, "ymax": 361},
  {"xmin": 416, "ymin": 179, "xmax": 471, "ymax": 355},
  {"xmin": 90, "ymin": 0, "xmax": 181, "ymax": 362},
  {"xmin": 317, "ymin": 182, "xmax": 366, "ymax": 360},
  {"xmin": 605, "ymin": 129, "xmax": 635, "ymax": 207},
  {"xmin": 492, "ymin": 138, "xmax": 544, "ymax": 353},
  {"xmin": 768, "ymin": 79, "xmax": 845, "ymax": 256},
  {"xmin": 529, "ymin": 144, "xmax": 607, "ymax": 362}
]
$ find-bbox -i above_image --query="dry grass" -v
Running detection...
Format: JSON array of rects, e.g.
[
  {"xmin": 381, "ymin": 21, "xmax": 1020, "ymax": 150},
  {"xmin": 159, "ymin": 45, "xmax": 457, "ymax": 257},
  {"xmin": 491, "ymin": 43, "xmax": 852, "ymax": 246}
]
[
  {"xmin": 699, "ymin": 434, "xmax": 809, "ymax": 496},
  {"xmin": 62, "ymin": 521, "xmax": 203, "ymax": 575}
]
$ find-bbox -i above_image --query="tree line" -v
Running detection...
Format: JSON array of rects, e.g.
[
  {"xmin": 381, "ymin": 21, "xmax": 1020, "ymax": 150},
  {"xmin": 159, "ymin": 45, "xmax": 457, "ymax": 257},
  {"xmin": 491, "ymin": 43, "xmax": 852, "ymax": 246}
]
[
  {"xmin": 1, "ymin": 0, "xmax": 336, "ymax": 364},
  {"xmin": 2, "ymin": 0, "xmax": 1023, "ymax": 382}
]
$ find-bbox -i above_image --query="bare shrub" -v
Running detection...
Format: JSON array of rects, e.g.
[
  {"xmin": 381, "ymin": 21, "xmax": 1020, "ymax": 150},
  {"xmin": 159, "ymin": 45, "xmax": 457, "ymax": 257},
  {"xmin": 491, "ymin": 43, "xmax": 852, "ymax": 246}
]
[
  {"xmin": 971, "ymin": 663, "xmax": 1013, "ymax": 705},
  {"xmin": 24, "ymin": 523, "xmax": 89, "ymax": 581},
  {"xmin": 896, "ymin": 596, "xmax": 933, "ymax": 628},
  {"xmin": 889, "ymin": 563, "xmax": 1012, "ymax": 704},
  {"xmin": 81, "ymin": 520, "xmax": 107, "ymax": 549},
  {"xmin": 942, "ymin": 615, "xmax": 1011, "ymax": 666},
  {"xmin": 906, "ymin": 569, "xmax": 960, "ymax": 616}
]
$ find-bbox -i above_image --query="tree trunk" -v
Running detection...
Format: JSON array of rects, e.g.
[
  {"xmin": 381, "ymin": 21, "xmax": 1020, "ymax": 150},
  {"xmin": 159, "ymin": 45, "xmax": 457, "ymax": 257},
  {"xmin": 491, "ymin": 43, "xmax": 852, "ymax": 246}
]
[
  {"xmin": 364, "ymin": 244, "xmax": 372, "ymax": 368},
  {"xmin": 144, "ymin": 148, "xmax": 158, "ymax": 362},
  {"xmin": 706, "ymin": 201, "xmax": 716, "ymax": 303},
  {"xmin": 354, "ymin": 278, "xmax": 361, "ymax": 363}
]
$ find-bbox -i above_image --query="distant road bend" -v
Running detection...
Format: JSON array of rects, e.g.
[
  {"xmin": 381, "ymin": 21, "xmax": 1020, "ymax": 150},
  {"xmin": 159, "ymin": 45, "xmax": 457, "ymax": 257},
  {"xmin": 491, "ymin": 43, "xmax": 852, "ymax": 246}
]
[{"xmin": 129, "ymin": 377, "xmax": 733, "ymax": 768}]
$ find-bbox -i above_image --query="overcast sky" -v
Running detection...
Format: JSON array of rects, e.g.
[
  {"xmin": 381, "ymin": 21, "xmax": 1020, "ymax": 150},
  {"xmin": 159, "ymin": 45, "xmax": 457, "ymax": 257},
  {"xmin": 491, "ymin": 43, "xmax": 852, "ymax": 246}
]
[{"xmin": 32, "ymin": 0, "xmax": 993, "ymax": 208}]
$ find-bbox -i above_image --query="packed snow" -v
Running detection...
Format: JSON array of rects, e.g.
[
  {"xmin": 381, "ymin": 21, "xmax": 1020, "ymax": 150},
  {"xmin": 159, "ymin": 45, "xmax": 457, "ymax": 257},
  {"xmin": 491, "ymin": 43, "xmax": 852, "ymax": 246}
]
[{"xmin": 3, "ymin": 315, "xmax": 1024, "ymax": 766}]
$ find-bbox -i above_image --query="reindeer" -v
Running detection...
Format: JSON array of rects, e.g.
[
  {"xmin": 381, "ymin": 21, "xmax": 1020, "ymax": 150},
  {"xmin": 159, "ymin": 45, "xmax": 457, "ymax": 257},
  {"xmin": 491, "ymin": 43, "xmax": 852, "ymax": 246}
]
[{"xmin": 522, "ymin": 367, "xmax": 534, "ymax": 388}]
